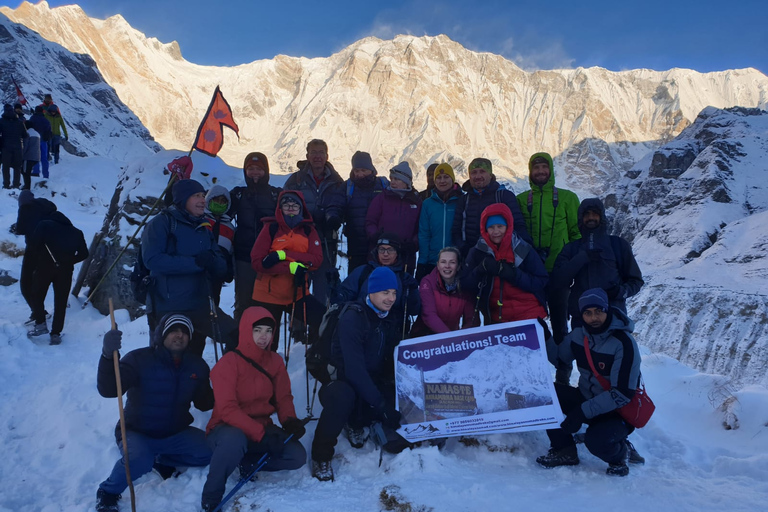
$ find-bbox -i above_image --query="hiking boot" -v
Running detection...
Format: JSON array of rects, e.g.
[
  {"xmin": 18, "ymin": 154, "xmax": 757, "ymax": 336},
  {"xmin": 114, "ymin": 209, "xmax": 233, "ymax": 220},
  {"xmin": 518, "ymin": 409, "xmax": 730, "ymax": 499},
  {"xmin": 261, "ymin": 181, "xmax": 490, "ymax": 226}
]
[
  {"xmin": 28, "ymin": 322, "xmax": 49, "ymax": 338},
  {"xmin": 606, "ymin": 443, "xmax": 631, "ymax": 476},
  {"xmin": 25, "ymin": 311, "xmax": 50, "ymax": 326},
  {"xmin": 311, "ymin": 459, "xmax": 334, "ymax": 482},
  {"xmin": 153, "ymin": 462, "xmax": 177, "ymax": 480},
  {"xmin": 536, "ymin": 446, "xmax": 580, "ymax": 468},
  {"xmin": 95, "ymin": 488, "xmax": 121, "ymax": 512},
  {"xmin": 49, "ymin": 333, "xmax": 62, "ymax": 345},
  {"xmin": 626, "ymin": 440, "xmax": 645, "ymax": 465},
  {"xmin": 201, "ymin": 501, "xmax": 219, "ymax": 512},
  {"xmin": 345, "ymin": 426, "xmax": 368, "ymax": 449}
]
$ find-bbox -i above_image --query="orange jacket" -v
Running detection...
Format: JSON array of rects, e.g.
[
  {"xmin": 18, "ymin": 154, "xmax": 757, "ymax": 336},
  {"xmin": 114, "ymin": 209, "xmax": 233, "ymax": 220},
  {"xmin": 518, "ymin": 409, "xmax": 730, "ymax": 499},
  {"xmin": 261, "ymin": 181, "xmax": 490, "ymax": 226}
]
[
  {"xmin": 250, "ymin": 191, "xmax": 323, "ymax": 304},
  {"xmin": 206, "ymin": 307, "xmax": 296, "ymax": 442}
]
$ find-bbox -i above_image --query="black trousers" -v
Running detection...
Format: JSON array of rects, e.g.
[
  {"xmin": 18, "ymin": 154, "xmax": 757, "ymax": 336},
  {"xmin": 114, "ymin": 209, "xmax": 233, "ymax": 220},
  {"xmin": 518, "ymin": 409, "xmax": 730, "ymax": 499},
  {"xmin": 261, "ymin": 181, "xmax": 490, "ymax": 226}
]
[
  {"xmin": 546, "ymin": 383, "xmax": 631, "ymax": 465},
  {"xmin": 30, "ymin": 264, "xmax": 73, "ymax": 335}
]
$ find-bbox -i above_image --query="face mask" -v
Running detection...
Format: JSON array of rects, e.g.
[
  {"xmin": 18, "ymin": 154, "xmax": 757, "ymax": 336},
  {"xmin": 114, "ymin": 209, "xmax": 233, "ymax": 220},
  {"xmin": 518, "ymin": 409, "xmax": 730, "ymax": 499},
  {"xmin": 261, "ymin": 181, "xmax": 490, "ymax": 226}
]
[{"xmin": 208, "ymin": 200, "xmax": 228, "ymax": 215}]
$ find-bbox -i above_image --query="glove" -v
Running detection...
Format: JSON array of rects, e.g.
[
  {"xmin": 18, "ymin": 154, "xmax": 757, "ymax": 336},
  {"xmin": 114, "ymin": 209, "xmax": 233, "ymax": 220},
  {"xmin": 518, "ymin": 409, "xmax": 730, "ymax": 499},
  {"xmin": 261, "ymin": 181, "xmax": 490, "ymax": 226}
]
[
  {"xmin": 587, "ymin": 248, "xmax": 603, "ymax": 262},
  {"xmin": 605, "ymin": 284, "xmax": 622, "ymax": 299},
  {"xmin": 379, "ymin": 403, "xmax": 402, "ymax": 430},
  {"xmin": 194, "ymin": 250, "xmax": 218, "ymax": 271},
  {"xmin": 415, "ymin": 264, "xmax": 431, "ymax": 283},
  {"xmin": 479, "ymin": 256, "xmax": 501, "ymax": 276},
  {"xmin": 258, "ymin": 432, "xmax": 286, "ymax": 456},
  {"xmin": 560, "ymin": 407, "xmax": 586, "ymax": 434},
  {"xmin": 281, "ymin": 417, "xmax": 306, "ymax": 440},
  {"xmin": 262, "ymin": 250, "xmax": 286, "ymax": 268},
  {"xmin": 498, "ymin": 261, "xmax": 516, "ymax": 282},
  {"xmin": 402, "ymin": 274, "xmax": 419, "ymax": 292},
  {"xmin": 102, "ymin": 329, "xmax": 122, "ymax": 358},
  {"xmin": 290, "ymin": 262, "xmax": 308, "ymax": 287},
  {"xmin": 326, "ymin": 215, "xmax": 342, "ymax": 231}
]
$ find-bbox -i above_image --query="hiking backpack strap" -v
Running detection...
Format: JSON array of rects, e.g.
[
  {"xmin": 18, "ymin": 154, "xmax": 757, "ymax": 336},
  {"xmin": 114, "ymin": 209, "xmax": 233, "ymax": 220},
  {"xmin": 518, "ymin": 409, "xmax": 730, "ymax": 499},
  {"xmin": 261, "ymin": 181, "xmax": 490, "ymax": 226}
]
[{"xmin": 232, "ymin": 349, "xmax": 277, "ymax": 407}]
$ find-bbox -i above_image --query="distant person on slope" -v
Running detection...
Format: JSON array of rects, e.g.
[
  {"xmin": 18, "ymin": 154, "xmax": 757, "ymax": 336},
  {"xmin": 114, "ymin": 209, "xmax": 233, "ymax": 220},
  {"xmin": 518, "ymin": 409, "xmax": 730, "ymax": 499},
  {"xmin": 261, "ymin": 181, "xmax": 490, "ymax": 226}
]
[
  {"xmin": 451, "ymin": 157, "xmax": 531, "ymax": 258},
  {"xmin": 537, "ymin": 288, "xmax": 645, "ymax": 477},
  {"xmin": 95, "ymin": 314, "xmax": 214, "ymax": 512},
  {"xmin": 201, "ymin": 307, "xmax": 306, "ymax": 512},
  {"xmin": 141, "ymin": 179, "xmax": 229, "ymax": 356},
  {"xmin": 0, "ymin": 103, "xmax": 28, "ymax": 189},
  {"xmin": 229, "ymin": 152, "xmax": 281, "ymax": 319},
  {"xmin": 44, "ymin": 104, "xmax": 68, "ymax": 165},
  {"xmin": 342, "ymin": 151, "xmax": 388, "ymax": 272},
  {"xmin": 27, "ymin": 105, "xmax": 52, "ymax": 178},
  {"xmin": 283, "ymin": 139, "xmax": 345, "ymax": 305}
]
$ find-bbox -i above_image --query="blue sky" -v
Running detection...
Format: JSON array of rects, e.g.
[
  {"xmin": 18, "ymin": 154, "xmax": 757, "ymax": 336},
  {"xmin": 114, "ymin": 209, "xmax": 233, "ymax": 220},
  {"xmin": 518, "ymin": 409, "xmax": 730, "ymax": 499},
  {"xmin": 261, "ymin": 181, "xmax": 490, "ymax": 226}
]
[{"xmin": 43, "ymin": 0, "xmax": 766, "ymax": 73}]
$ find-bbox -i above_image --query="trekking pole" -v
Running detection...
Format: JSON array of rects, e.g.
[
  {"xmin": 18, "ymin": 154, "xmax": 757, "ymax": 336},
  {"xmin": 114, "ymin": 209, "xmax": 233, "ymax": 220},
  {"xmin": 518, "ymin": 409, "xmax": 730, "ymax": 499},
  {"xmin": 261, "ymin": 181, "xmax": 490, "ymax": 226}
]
[
  {"xmin": 285, "ymin": 279, "xmax": 299, "ymax": 366},
  {"xmin": 470, "ymin": 278, "xmax": 487, "ymax": 327},
  {"xmin": 44, "ymin": 243, "xmax": 60, "ymax": 268},
  {"xmin": 401, "ymin": 264, "xmax": 409, "ymax": 339},
  {"xmin": 208, "ymin": 295, "xmax": 221, "ymax": 363},
  {"xmin": 108, "ymin": 299, "xmax": 137, "ymax": 512},
  {"xmin": 83, "ymin": 175, "xmax": 178, "ymax": 308},
  {"xmin": 301, "ymin": 274, "xmax": 311, "ymax": 416}
]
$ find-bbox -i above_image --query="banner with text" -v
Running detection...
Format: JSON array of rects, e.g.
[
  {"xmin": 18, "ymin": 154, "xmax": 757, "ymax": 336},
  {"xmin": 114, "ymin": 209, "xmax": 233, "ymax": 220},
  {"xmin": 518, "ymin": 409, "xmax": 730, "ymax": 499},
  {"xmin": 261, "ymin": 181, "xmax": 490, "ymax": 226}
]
[{"xmin": 395, "ymin": 319, "xmax": 563, "ymax": 442}]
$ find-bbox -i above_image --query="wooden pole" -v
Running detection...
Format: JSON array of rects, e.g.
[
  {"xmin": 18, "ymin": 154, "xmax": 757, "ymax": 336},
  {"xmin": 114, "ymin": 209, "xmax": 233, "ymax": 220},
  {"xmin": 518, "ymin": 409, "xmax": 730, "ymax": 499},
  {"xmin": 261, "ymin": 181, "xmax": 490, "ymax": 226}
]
[{"xmin": 109, "ymin": 299, "xmax": 136, "ymax": 512}]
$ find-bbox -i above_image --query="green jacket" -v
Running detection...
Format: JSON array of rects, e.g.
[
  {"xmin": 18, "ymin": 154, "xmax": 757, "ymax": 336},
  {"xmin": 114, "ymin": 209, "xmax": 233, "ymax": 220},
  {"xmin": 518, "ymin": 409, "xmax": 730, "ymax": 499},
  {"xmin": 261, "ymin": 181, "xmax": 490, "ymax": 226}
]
[
  {"xmin": 516, "ymin": 152, "xmax": 580, "ymax": 272},
  {"xmin": 44, "ymin": 112, "xmax": 68, "ymax": 138}
]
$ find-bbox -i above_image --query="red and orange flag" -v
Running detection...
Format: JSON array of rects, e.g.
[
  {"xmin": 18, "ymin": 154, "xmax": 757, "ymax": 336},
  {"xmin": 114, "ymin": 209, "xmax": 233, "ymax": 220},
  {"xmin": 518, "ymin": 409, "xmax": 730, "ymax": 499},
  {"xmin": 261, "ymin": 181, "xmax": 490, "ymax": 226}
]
[
  {"xmin": 12, "ymin": 75, "xmax": 27, "ymax": 106},
  {"xmin": 192, "ymin": 86, "xmax": 239, "ymax": 157}
]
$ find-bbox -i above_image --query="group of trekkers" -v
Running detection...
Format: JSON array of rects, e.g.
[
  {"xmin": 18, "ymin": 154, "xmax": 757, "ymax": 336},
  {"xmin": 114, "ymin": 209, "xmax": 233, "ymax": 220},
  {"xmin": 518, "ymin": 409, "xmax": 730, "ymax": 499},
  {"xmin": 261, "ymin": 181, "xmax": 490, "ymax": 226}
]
[{"xmin": 90, "ymin": 139, "xmax": 647, "ymax": 511}]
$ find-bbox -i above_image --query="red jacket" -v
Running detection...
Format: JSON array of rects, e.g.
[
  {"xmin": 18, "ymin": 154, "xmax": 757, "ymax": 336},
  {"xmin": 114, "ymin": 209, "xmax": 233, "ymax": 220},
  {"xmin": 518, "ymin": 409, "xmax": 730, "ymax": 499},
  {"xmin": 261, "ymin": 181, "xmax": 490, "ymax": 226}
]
[
  {"xmin": 411, "ymin": 267, "xmax": 478, "ymax": 336},
  {"xmin": 250, "ymin": 191, "xmax": 323, "ymax": 304},
  {"xmin": 206, "ymin": 307, "xmax": 296, "ymax": 442},
  {"xmin": 480, "ymin": 203, "xmax": 547, "ymax": 323}
]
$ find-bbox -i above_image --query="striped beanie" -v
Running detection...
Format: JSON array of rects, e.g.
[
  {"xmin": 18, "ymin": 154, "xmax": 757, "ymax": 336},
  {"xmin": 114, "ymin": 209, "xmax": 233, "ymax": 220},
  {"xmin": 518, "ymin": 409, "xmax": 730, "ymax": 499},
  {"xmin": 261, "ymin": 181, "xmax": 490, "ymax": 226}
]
[{"xmin": 162, "ymin": 314, "xmax": 194, "ymax": 338}]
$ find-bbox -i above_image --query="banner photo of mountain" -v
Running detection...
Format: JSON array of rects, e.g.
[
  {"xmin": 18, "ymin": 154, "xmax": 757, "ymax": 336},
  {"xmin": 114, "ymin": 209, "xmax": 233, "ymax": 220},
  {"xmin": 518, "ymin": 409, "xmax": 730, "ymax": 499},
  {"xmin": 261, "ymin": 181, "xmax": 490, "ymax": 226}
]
[{"xmin": 395, "ymin": 320, "xmax": 562, "ymax": 442}]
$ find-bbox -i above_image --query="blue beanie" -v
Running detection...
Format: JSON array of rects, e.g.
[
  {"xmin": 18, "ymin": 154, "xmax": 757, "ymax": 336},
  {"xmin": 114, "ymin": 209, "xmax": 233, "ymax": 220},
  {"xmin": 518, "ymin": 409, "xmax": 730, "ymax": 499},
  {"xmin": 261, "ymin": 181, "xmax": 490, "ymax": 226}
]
[
  {"xmin": 579, "ymin": 288, "xmax": 609, "ymax": 313},
  {"xmin": 368, "ymin": 267, "xmax": 398, "ymax": 294},
  {"xmin": 485, "ymin": 215, "xmax": 507, "ymax": 229},
  {"xmin": 172, "ymin": 179, "xmax": 205, "ymax": 209}
]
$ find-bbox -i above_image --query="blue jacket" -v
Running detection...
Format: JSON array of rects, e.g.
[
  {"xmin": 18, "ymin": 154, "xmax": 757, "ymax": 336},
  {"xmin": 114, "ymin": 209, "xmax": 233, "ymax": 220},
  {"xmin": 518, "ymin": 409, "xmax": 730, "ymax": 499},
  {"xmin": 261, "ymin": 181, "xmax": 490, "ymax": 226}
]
[
  {"xmin": 141, "ymin": 206, "xmax": 228, "ymax": 314},
  {"xmin": 97, "ymin": 320, "xmax": 214, "ymax": 440},
  {"xmin": 330, "ymin": 300, "xmax": 399, "ymax": 407},
  {"xmin": 418, "ymin": 185, "xmax": 463, "ymax": 265},
  {"xmin": 27, "ymin": 112, "xmax": 52, "ymax": 142}
]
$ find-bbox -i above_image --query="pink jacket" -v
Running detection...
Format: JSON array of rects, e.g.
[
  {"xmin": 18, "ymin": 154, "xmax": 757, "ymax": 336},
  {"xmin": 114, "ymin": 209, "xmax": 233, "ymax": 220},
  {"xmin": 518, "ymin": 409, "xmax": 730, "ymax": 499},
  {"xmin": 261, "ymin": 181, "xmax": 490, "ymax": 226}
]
[{"xmin": 411, "ymin": 267, "xmax": 478, "ymax": 336}]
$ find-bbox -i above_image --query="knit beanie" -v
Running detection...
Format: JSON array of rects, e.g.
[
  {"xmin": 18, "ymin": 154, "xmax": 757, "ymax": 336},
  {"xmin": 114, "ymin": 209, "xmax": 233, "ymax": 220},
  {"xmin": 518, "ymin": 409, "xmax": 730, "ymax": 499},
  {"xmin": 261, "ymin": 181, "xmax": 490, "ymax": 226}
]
[
  {"xmin": 3, "ymin": 104, "xmax": 13, "ymax": 114},
  {"xmin": 578, "ymin": 288, "xmax": 609, "ymax": 313},
  {"xmin": 162, "ymin": 314, "xmax": 194, "ymax": 339},
  {"xmin": 253, "ymin": 316, "xmax": 276, "ymax": 330},
  {"xmin": 351, "ymin": 151, "xmax": 377, "ymax": 173},
  {"xmin": 468, "ymin": 158, "xmax": 493, "ymax": 174},
  {"xmin": 172, "ymin": 179, "xmax": 205, "ymax": 210},
  {"xmin": 47, "ymin": 104, "xmax": 58, "ymax": 114},
  {"xmin": 434, "ymin": 163, "xmax": 455, "ymax": 183},
  {"xmin": 389, "ymin": 162, "xmax": 413, "ymax": 188},
  {"xmin": 34, "ymin": 105, "xmax": 44, "ymax": 114},
  {"xmin": 485, "ymin": 215, "xmax": 507, "ymax": 229},
  {"xmin": 368, "ymin": 267, "xmax": 398, "ymax": 294},
  {"xmin": 243, "ymin": 151, "xmax": 269, "ymax": 172},
  {"xmin": 376, "ymin": 233, "xmax": 402, "ymax": 252},
  {"xmin": 18, "ymin": 189, "xmax": 34, "ymax": 207}
]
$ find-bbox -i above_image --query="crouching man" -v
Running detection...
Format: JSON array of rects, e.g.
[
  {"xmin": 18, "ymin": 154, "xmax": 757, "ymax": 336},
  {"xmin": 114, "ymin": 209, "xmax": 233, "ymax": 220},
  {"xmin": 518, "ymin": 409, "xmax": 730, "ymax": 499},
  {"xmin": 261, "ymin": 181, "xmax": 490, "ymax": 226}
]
[
  {"xmin": 95, "ymin": 314, "xmax": 214, "ymax": 512},
  {"xmin": 311, "ymin": 267, "xmax": 408, "ymax": 481},
  {"xmin": 537, "ymin": 288, "xmax": 644, "ymax": 477}
]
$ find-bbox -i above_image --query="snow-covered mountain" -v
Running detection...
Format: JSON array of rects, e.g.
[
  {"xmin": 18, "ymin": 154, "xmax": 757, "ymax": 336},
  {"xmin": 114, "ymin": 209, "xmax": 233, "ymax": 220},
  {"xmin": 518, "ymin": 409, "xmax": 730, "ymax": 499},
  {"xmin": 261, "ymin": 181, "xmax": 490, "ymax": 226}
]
[
  {"xmin": 4, "ymin": 1, "xmax": 768, "ymax": 193},
  {"xmin": 0, "ymin": 10, "xmax": 159, "ymax": 159},
  {"xmin": 611, "ymin": 107, "xmax": 768, "ymax": 387}
]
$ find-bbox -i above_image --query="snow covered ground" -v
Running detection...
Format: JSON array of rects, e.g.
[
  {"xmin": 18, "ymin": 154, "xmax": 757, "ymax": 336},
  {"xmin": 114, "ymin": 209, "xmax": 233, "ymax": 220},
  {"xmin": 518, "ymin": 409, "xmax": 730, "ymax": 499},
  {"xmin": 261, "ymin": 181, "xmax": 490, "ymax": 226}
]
[{"xmin": 1, "ymin": 156, "xmax": 767, "ymax": 512}]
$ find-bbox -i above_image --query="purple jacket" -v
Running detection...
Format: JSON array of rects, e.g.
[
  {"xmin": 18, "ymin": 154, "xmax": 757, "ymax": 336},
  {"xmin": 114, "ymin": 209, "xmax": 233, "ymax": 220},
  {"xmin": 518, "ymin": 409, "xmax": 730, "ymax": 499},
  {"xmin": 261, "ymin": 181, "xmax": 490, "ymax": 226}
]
[
  {"xmin": 411, "ymin": 268, "xmax": 478, "ymax": 336},
  {"xmin": 365, "ymin": 188, "xmax": 422, "ymax": 259}
]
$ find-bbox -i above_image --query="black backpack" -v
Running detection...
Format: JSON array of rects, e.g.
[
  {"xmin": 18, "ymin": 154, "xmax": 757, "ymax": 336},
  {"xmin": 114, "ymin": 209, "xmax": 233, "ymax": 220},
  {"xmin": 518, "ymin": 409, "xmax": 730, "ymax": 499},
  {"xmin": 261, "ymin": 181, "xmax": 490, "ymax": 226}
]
[
  {"xmin": 130, "ymin": 212, "xmax": 177, "ymax": 305},
  {"xmin": 306, "ymin": 301, "xmax": 366, "ymax": 385},
  {"xmin": 38, "ymin": 221, "xmax": 88, "ymax": 267}
]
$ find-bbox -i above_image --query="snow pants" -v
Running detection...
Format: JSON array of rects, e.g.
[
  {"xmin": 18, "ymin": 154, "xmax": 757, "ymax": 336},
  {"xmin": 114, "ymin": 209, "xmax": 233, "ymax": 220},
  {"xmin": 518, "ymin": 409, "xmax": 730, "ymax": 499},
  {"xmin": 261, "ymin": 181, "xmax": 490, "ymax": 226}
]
[
  {"xmin": 546, "ymin": 383, "xmax": 631, "ymax": 465},
  {"xmin": 2, "ymin": 147, "xmax": 22, "ymax": 188},
  {"xmin": 30, "ymin": 263, "xmax": 72, "ymax": 335},
  {"xmin": 99, "ymin": 427, "xmax": 211, "ymax": 495},
  {"xmin": 202, "ymin": 424, "xmax": 306, "ymax": 506},
  {"xmin": 50, "ymin": 135, "xmax": 61, "ymax": 164}
]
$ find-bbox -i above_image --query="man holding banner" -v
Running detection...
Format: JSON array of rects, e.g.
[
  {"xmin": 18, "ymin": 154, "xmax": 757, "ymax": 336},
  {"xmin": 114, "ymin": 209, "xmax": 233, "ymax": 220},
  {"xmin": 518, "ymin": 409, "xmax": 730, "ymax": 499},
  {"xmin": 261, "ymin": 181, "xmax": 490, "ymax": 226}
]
[{"xmin": 537, "ymin": 288, "xmax": 645, "ymax": 477}]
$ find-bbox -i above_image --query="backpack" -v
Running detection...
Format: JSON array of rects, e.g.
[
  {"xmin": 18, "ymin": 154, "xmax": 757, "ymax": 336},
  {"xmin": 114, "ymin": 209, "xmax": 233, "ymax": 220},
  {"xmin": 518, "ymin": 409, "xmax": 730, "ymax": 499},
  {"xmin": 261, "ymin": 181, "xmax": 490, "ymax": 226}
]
[
  {"xmin": 36, "ymin": 219, "xmax": 88, "ymax": 267},
  {"xmin": 130, "ymin": 212, "xmax": 177, "ymax": 305},
  {"xmin": 306, "ymin": 302, "xmax": 366, "ymax": 385}
]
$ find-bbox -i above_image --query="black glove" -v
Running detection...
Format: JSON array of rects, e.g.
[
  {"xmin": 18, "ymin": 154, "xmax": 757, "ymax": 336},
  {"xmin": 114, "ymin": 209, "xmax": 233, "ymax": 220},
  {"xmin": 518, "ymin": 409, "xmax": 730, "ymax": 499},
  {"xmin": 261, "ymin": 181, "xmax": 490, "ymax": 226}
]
[
  {"xmin": 195, "ymin": 250, "xmax": 218, "ymax": 271},
  {"xmin": 605, "ymin": 284, "xmax": 622, "ymax": 299},
  {"xmin": 258, "ymin": 432, "xmax": 286, "ymax": 456},
  {"xmin": 560, "ymin": 407, "xmax": 586, "ymax": 434},
  {"xmin": 102, "ymin": 329, "xmax": 122, "ymax": 358},
  {"xmin": 379, "ymin": 403, "xmax": 402, "ymax": 430},
  {"xmin": 261, "ymin": 251, "xmax": 282, "ymax": 269},
  {"xmin": 415, "ymin": 264, "xmax": 431, "ymax": 283},
  {"xmin": 587, "ymin": 248, "xmax": 603, "ymax": 262},
  {"xmin": 479, "ymin": 256, "xmax": 501, "ymax": 276},
  {"xmin": 402, "ymin": 274, "xmax": 419, "ymax": 292},
  {"xmin": 498, "ymin": 261, "xmax": 516, "ymax": 282},
  {"xmin": 281, "ymin": 417, "xmax": 306, "ymax": 440},
  {"xmin": 293, "ymin": 264, "xmax": 308, "ymax": 287},
  {"xmin": 326, "ymin": 215, "xmax": 342, "ymax": 231}
]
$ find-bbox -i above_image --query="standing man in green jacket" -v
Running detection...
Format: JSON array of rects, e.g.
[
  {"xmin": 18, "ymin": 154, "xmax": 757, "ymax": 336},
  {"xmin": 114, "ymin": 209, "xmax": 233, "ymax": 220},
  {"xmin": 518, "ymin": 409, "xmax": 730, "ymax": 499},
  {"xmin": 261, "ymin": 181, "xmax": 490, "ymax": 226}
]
[{"xmin": 517, "ymin": 152, "xmax": 580, "ymax": 353}]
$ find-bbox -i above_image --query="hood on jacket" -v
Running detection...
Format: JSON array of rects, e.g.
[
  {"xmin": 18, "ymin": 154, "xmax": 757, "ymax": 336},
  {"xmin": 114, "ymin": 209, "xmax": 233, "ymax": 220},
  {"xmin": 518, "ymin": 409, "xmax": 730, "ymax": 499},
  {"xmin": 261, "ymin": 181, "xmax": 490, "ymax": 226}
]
[
  {"xmin": 528, "ymin": 152, "xmax": 555, "ymax": 189},
  {"xmin": 205, "ymin": 184, "xmax": 231, "ymax": 213},
  {"xmin": 242, "ymin": 152, "xmax": 270, "ymax": 188},
  {"xmin": 479, "ymin": 203, "xmax": 516, "ymax": 262},
  {"xmin": 237, "ymin": 306, "xmax": 275, "ymax": 355},
  {"xmin": 271, "ymin": 189, "xmax": 314, "ymax": 228},
  {"xmin": 172, "ymin": 179, "xmax": 205, "ymax": 211},
  {"xmin": 577, "ymin": 197, "xmax": 607, "ymax": 236}
]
